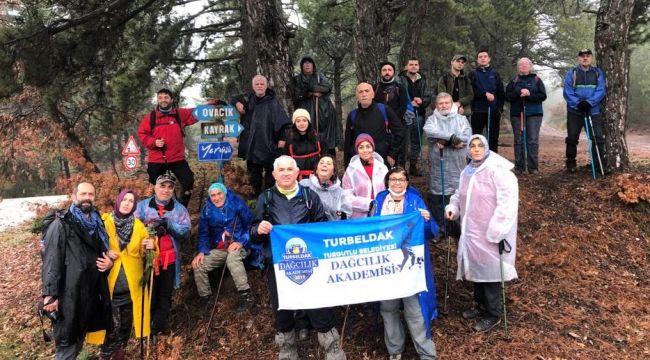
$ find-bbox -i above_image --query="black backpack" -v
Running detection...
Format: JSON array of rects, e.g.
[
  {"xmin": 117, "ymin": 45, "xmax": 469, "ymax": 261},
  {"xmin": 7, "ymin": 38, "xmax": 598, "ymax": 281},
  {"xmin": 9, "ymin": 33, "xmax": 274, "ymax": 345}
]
[{"xmin": 150, "ymin": 110, "xmax": 184, "ymax": 137}]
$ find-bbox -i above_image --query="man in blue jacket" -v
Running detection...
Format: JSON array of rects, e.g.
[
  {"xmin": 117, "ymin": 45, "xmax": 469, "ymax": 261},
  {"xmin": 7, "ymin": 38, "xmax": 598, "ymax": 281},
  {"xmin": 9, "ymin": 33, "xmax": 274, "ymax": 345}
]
[
  {"xmin": 468, "ymin": 49, "xmax": 505, "ymax": 153},
  {"xmin": 563, "ymin": 49, "xmax": 606, "ymax": 173}
]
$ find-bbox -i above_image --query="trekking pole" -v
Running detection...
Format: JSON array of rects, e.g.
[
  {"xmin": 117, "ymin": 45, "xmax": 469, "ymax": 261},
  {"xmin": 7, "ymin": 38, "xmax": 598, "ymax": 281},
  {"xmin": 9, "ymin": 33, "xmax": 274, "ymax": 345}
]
[
  {"xmin": 339, "ymin": 305, "xmax": 350, "ymax": 348},
  {"xmin": 439, "ymin": 147, "xmax": 451, "ymax": 314},
  {"xmin": 200, "ymin": 215, "xmax": 240, "ymax": 352},
  {"xmin": 487, "ymin": 106, "xmax": 491, "ymax": 148},
  {"xmin": 314, "ymin": 95, "xmax": 320, "ymax": 135},
  {"xmin": 587, "ymin": 115, "xmax": 605, "ymax": 176},
  {"xmin": 415, "ymin": 113, "xmax": 427, "ymax": 177},
  {"xmin": 498, "ymin": 239, "xmax": 512, "ymax": 338},
  {"xmin": 521, "ymin": 98, "xmax": 527, "ymax": 172},
  {"xmin": 142, "ymin": 224, "xmax": 157, "ymax": 360},
  {"xmin": 583, "ymin": 115, "xmax": 597, "ymax": 179}
]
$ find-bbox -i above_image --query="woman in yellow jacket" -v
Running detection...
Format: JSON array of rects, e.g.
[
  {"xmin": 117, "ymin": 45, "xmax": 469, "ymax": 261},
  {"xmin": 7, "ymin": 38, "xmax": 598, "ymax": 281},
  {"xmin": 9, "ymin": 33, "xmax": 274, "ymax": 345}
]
[{"xmin": 87, "ymin": 189, "xmax": 156, "ymax": 359}]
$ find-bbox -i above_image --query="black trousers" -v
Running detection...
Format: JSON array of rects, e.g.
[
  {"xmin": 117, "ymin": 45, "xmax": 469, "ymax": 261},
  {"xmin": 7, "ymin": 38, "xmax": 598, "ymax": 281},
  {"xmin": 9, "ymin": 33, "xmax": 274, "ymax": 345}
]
[
  {"xmin": 247, "ymin": 161, "xmax": 274, "ymax": 197},
  {"xmin": 565, "ymin": 111, "xmax": 605, "ymax": 170},
  {"xmin": 151, "ymin": 264, "xmax": 175, "ymax": 334},
  {"xmin": 101, "ymin": 302, "xmax": 133, "ymax": 357},
  {"xmin": 430, "ymin": 194, "xmax": 461, "ymax": 238},
  {"xmin": 147, "ymin": 160, "xmax": 195, "ymax": 191},
  {"xmin": 266, "ymin": 263, "xmax": 336, "ymax": 333},
  {"xmin": 473, "ymin": 282, "xmax": 503, "ymax": 320},
  {"xmin": 470, "ymin": 110, "xmax": 501, "ymax": 153}
]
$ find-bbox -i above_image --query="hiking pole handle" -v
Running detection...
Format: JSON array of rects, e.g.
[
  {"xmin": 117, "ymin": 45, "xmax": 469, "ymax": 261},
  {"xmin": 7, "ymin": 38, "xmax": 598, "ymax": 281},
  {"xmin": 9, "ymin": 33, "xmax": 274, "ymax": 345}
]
[{"xmin": 498, "ymin": 239, "xmax": 511, "ymax": 254}]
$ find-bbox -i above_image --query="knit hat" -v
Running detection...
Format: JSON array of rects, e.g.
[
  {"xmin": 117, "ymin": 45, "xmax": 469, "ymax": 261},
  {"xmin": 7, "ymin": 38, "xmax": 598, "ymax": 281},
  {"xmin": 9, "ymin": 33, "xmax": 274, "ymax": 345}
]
[
  {"xmin": 379, "ymin": 61, "xmax": 396, "ymax": 72},
  {"xmin": 208, "ymin": 182, "xmax": 228, "ymax": 195},
  {"xmin": 114, "ymin": 189, "xmax": 139, "ymax": 217},
  {"xmin": 292, "ymin": 108, "xmax": 311, "ymax": 124},
  {"xmin": 355, "ymin": 133, "xmax": 375, "ymax": 152}
]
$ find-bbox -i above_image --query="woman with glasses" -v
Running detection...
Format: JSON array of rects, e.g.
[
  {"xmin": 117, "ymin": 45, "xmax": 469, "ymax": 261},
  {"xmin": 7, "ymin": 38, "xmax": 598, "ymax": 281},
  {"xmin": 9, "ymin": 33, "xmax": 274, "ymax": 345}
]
[
  {"xmin": 372, "ymin": 167, "xmax": 439, "ymax": 360},
  {"xmin": 342, "ymin": 133, "xmax": 388, "ymax": 218},
  {"xmin": 445, "ymin": 134, "xmax": 519, "ymax": 333}
]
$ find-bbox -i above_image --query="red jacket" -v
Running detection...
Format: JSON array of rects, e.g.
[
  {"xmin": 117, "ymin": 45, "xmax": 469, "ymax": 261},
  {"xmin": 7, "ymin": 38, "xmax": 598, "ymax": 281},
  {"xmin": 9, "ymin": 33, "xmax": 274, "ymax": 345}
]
[{"xmin": 137, "ymin": 108, "xmax": 197, "ymax": 163}]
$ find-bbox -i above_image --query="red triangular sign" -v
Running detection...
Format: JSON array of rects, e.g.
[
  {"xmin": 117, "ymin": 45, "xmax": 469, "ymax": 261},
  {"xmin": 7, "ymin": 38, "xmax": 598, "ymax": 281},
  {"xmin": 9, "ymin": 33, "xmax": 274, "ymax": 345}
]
[{"xmin": 121, "ymin": 135, "xmax": 141, "ymax": 155}]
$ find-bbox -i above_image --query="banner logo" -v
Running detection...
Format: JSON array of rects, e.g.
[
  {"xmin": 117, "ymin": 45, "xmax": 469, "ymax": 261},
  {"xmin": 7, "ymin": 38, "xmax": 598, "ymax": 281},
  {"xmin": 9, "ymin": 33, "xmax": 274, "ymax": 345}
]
[{"xmin": 278, "ymin": 237, "xmax": 319, "ymax": 285}]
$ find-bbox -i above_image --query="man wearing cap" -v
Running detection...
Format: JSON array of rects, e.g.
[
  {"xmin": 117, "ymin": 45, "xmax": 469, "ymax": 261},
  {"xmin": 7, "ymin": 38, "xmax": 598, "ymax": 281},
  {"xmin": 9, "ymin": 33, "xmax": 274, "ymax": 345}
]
[
  {"xmin": 192, "ymin": 182, "xmax": 258, "ymax": 311},
  {"xmin": 291, "ymin": 56, "xmax": 342, "ymax": 157},
  {"xmin": 374, "ymin": 62, "xmax": 409, "ymax": 168},
  {"xmin": 231, "ymin": 75, "xmax": 292, "ymax": 197},
  {"xmin": 137, "ymin": 89, "xmax": 217, "ymax": 207},
  {"xmin": 438, "ymin": 54, "xmax": 474, "ymax": 117},
  {"xmin": 344, "ymin": 82, "xmax": 405, "ymax": 167},
  {"xmin": 562, "ymin": 49, "xmax": 606, "ymax": 174},
  {"xmin": 468, "ymin": 49, "xmax": 505, "ymax": 152},
  {"xmin": 134, "ymin": 174, "xmax": 191, "ymax": 338},
  {"xmin": 398, "ymin": 57, "xmax": 432, "ymax": 176}
]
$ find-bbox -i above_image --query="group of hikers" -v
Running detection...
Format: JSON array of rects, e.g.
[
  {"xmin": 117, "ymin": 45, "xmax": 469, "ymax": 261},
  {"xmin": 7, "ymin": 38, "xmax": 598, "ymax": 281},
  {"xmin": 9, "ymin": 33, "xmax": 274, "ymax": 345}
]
[{"xmin": 39, "ymin": 48, "xmax": 606, "ymax": 360}]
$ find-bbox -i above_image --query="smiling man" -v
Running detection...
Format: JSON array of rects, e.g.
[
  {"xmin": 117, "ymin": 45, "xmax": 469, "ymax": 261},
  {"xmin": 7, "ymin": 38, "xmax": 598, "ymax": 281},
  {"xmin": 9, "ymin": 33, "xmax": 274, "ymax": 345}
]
[{"xmin": 344, "ymin": 82, "xmax": 404, "ymax": 167}]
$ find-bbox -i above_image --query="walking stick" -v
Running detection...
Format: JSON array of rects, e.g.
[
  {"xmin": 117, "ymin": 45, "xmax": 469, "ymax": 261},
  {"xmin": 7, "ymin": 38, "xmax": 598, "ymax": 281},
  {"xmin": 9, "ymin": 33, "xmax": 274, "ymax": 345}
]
[
  {"xmin": 487, "ymin": 106, "xmax": 491, "ymax": 148},
  {"xmin": 498, "ymin": 239, "xmax": 512, "ymax": 338},
  {"xmin": 521, "ymin": 98, "xmax": 527, "ymax": 172},
  {"xmin": 583, "ymin": 115, "xmax": 597, "ymax": 179},
  {"xmin": 587, "ymin": 115, "xmax": 605, "ymax": 177},
  {"xmin": 415, "ymin": 113, "xmax": 427, "ymax": 177},
  {"xmin": 339, "ymin": 305, "xmax": 350, "ymax": 348},
  {"xmin": 141, "ymin": 224, "xmax": 157, "ymax": 360},
  {"xmin": 314, "ymin": 95, "xmax": 320, "ymax": 135},
  {"xmin": 439, "ymin": 148, "xmax": 451, "ymax": 314},
  {"xmin": 200, "ymin": 215, "xmax": 240, "ymax": 352}
]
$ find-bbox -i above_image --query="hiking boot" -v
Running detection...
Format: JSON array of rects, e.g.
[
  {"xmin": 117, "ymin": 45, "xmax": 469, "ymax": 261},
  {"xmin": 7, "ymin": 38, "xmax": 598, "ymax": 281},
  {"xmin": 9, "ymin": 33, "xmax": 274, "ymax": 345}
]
[
  {"xmin": 514, "ymin": 168, "xmax": 524, "ymax": 175},
  {"xmin": 198, "ymin": 295, "xmax": 215, "ymax": 308},
  {"xmin": 317, "ymin": 328, "xmax": 347, "ymax": 360},
  {"xmin": 528, "ymin": 169, "xmax": 539, "ymax": 175},
  {"xmin": 275, "ymin": 330, "xmax": 298, "ymax": 360},
  {"xmin": 389, "ymin": 354, "xmax": 402, "ymax": 360},
  {"xmin": 566, "ymin": 166, "xmax": 577, "ymax": 173},
  {"xmin": 237, "ymin": 291, "xmax": 255, "ymax": 312},
  {"xmin": 461, "ymin": 307, "xmax": 484, "ymax": 319},
  {"xmin": 298, "ymin": 328, "xmax": 310, "ymax": 341},
  {"xmin": 474, "ymin": 317, "xmax": 501, "ymax": 332}
]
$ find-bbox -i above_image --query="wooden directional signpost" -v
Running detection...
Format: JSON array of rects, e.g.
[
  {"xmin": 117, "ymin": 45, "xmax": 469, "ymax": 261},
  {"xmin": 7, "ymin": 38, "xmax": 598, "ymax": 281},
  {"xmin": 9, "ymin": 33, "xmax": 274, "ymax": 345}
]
[{"xmin": 193, "ymin": 103, "xmax": 242, "ymax": 182}]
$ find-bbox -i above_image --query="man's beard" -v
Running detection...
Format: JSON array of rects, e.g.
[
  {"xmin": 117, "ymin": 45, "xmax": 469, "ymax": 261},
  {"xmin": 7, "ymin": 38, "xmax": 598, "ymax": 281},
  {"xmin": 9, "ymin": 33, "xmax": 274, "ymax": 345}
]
[
  {"xmin": 382, "ymin": 75, "xmax": 393, "ymax": 82},
  {"xmin": 439, "ymin": 109, "xmax": 451, "ymax": 116},
  {"xmin": 77, "ymin": 200, "xmax": 94, "ymax": 214}
]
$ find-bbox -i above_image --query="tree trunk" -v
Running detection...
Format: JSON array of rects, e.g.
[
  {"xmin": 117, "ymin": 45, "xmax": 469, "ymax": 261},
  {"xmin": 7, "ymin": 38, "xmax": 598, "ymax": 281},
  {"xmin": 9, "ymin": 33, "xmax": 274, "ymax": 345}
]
[
  {"xmin": 242, "ymin": 0, "xmax": 294, "ymax": 111},
  {"xmin": 398, "ymin": 0, "xmax": 429, "ymax": 69},
  {"xmin": 594, "ymin": 0, "xmax": 634, "ymax": 171},
  {"xmin": 354, "ymin": 0, "xmax": 407, "ymax": 83},
  {"xmin": 239, "ymin": 1, "xmax": 258, "ymax": 92},
  {"xmin": 332, "ymin": 56, "xmax": 344, "ymax": 126}
]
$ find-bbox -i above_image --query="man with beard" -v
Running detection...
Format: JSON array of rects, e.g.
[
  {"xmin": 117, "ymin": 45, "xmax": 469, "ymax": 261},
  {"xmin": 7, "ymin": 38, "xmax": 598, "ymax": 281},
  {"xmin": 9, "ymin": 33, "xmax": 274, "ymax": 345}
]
[
  {"xmin": 137, "ymin": 88, "xmax": 217, "ymax": 207},
  {"xmin": 374, "ymin": 61, "xmax": 409, "ymax": 167},
  {"xmin": 437, "ymin": 55, "xmax": 473, "ymax": 118},
  {"xmin": 135, "ymin": 174, "xmax": 191, "ymax": 339},
  {"xmin": 399, "ymin": 57, "xmax": 432, "ymax": 176},
  {"xmin": 423, "ymin": 93, "xmax": 472, "ymax": 239},
  {"xmin": 343, "ymin": 82, "xmax": 404, "ymax": 167},
  {"xmin": 232, "ymin": 75, "xmax": 291, "ymax": 196},
  {"xmin": 41, "ymin": 182, "xmax": 114, "ymax": 359},
  {"xmin": 291, "ymin": 56, "xmax": 342, "ymax": 157}
]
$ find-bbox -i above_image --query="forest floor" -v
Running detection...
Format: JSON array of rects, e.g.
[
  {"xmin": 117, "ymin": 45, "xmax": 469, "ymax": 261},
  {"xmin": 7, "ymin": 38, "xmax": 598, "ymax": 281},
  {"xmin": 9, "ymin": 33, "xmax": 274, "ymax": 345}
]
[{"xmin": 1, "ymin": 126, "xmax": 649, "ymax": 360}]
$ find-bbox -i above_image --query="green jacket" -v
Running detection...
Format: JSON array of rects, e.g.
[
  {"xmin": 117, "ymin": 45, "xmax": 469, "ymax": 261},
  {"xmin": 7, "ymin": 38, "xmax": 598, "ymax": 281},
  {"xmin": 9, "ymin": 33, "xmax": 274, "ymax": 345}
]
[{"xmin": 437, "ymin": 70, "xmax": 474, "ymax": 116}]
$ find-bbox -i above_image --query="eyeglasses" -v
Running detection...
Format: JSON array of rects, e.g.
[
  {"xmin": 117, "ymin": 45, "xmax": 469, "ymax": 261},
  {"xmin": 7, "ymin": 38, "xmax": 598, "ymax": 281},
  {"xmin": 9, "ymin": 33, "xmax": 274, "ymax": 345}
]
[{"xmin": 388, "ymin": 177, "xmax": 407, "ymax": 183}]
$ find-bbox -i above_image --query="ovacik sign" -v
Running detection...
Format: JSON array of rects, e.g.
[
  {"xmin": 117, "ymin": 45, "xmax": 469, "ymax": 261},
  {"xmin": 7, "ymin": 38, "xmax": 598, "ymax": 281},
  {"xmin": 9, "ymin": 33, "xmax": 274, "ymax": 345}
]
[{"xmin": 193, "ymin": 104, "xmax": 239, "ymax": 122}]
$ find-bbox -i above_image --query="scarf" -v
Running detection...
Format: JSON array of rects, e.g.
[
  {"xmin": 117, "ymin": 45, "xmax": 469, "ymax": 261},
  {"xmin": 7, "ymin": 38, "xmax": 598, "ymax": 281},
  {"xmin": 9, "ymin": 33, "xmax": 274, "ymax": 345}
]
[
  {"xmin": 70, "ymin": 203, "xmax": 109, "ymax": 250},
  {"xmin": 277, "ymin": 182, "xmax": 299, "ymax": 200},
  {"xmin": 113, "ymin": 212, "xmax": 134, "ymax": 251}
]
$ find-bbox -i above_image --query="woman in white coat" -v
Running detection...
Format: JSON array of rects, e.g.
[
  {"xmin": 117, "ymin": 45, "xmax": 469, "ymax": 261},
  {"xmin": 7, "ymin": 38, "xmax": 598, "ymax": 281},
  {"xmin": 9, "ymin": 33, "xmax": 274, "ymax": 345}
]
[
  {"xmin": 342, "ymin": 133, "xmax": 389, "ymax": 219},
  {"xmin": 445, "ymin": 134, "xmax": 518, "ymax": 333}
]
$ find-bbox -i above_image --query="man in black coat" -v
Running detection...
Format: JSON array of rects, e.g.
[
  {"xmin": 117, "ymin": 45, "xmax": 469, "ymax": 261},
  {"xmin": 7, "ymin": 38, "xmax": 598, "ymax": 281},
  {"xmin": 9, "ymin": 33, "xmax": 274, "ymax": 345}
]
[
  {"xmin": 232, "ymin": 75, "xmax": 292, "ymax": 196},
  {"xmin": 344, "ymin": 82, "xmax": 404, "ymax": 167},
  {"xmin": 250, "ymin": 155, "xmax": 346, "ymax": 360},
  {"xmin": 41, "ymin": 182, "xmax": 114, "ymax": 359}
]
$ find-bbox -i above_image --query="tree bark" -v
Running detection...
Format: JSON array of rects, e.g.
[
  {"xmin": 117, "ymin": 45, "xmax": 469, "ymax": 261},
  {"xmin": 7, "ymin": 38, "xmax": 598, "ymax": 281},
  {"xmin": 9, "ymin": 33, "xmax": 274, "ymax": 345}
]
[
  {"xmin": 242, "ymin": 0, "xmax": 294, "ymax": 111},
  {"xmin": 594, "ymin": 0, "xmax": 634, "ymax": 171},
  {"xmin": 354, "ymin": 0, "xmax": 407, "ymax": 83},
  {"xmin": 398, "ymin": 0, "xmax": 429, "ymax": 69},
  {"xmin": 332, "ymin": 57, "xmax": 344, "ymax": 125},
  {"xmin": 239, "ymin": 1, "xmax": 258, "ymax": 92}
]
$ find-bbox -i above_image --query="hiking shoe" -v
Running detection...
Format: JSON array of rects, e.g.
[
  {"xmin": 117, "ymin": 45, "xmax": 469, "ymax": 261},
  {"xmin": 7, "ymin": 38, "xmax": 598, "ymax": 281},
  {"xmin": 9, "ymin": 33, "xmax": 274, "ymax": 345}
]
[
  {"xmin": 474, "ymin": 317, "xmax": 501, "ymax": 332},
  {"xmin": 198, "ymin": 295, "xmax": 215, "ymax": 308},
  {"xmin": 389, "ymin": 353, "xmax": 402, "ymax": 360},
  {"xmin": 566, "ymin": 166, "xmax": 577, "ymax": 173},
  {"xmin": 237, "ymin": 291, "xmax": 255, "ymax": 312},
  {"xmin": 462, "ymin": 308, "xmax": 483, "ymax": 319},
  {"xmin": 528, "ymin": 169, "xmax": 539, "ymax": 175},
  {"xmin": 298, "ymin": 328, "xmax": 310, "ymax": 341}
]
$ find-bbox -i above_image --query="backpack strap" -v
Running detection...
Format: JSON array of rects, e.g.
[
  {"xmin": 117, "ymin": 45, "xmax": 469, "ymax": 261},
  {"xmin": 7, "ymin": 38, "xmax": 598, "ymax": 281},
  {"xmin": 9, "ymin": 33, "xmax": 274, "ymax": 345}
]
[
  {"xmin": 150, "ymin": 109, "xmax": 185, "ymax": 137},
  {"xmin": 350, "ymin": 103, "xmax": 390, "ymax": 133}
]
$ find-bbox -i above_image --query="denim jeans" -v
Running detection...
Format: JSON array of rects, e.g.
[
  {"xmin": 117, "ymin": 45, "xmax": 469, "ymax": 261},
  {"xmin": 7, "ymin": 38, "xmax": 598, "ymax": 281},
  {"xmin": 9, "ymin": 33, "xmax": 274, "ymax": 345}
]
[{"xmin": 509, "ymin": 115, "xmax": 542, "ymax": 171}]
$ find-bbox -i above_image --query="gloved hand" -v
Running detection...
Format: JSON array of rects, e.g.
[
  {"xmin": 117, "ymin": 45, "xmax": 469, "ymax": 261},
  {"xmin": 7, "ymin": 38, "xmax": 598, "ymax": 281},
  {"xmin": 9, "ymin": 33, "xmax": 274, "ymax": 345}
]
[
  {"xmin": 449, "ymin": 134, "xmax": 462, "ymax": 146},
  {"xmin": 152, "ymin": 218, "xmax": 168, "ymax": 237},
  {"xmin": 577, "ymin": 100, "xmax": 591, "ymax": 113}
]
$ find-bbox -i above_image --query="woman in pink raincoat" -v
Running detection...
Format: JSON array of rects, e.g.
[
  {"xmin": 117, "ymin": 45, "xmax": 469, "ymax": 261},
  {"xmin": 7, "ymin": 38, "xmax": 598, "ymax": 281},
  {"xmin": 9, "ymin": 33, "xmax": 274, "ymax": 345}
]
[
  {"xmin": 342, "ymin": 133, "xmax": 389, "ymax": 219},
  {"xmin": 445, "ymin": 134, "xmax": 519, "ymax": 333}
]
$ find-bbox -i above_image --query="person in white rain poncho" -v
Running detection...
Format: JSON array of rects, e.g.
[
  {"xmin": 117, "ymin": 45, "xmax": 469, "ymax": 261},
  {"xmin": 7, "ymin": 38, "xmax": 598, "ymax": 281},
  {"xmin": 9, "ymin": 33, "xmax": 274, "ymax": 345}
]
[
  {"xmin": 423, "ymin": 92, "xmax": 472, "ymax": 238},
  {"xmin": 445, "ymin": 134, "xmax": 518, "ymax": 333}
]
